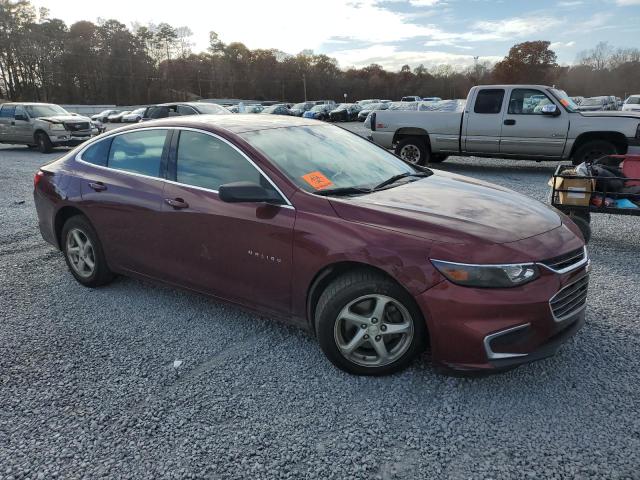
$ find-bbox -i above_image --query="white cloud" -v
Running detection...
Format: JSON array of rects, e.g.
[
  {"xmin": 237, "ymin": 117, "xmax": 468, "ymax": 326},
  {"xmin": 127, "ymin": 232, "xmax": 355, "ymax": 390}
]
[
  {"xmin": 331, "ymin": 44, "xmax": 501, "ymax": 70},
  {"xmin": 558, "ymin": 1, "xmax": 583, "ymax": 6},
  {"xmin": 550, "ymin": 41, "xmax": 577, "ymax": 49},
  {"xmin": 420, "ymin": 15, "xmax": 564, "ymax": 47},
  {"xmin": 32, "ymin": 0, "xmax": 437, "ymax": 53}
]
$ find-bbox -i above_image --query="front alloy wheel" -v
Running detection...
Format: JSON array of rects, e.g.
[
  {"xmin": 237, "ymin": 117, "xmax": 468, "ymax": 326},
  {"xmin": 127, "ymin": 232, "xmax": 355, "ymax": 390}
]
[
  {"xmin": 315, "ymin": 270, "xmax": 427, "ymax": 375},
  {"xmin": 334, "ymin": 294, "xmax": 414, "ymax": 367}
]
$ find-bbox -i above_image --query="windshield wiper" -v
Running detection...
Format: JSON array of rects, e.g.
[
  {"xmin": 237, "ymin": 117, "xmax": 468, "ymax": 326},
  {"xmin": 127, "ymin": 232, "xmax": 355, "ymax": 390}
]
[
  {"xmin": 372, "ymin": 171, "xmax": 432, "ymax": 191},
  {"xmin": 314, "ymin": 186, "xmax": 371, "ymax": 197}
]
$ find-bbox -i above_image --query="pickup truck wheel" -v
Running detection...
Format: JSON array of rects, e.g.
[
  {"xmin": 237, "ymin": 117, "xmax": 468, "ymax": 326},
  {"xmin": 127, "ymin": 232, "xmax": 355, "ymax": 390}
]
[
  {"xmin": 35, "ymin": 132, "xmax": 53, "ymax": 153},
  {"xmin": 572, "ymin": 140, "xmax": 616, "ymax": 166},
  {"xmin": 395, "ymin": 138, "xmax": 429, "ymax": 166}
]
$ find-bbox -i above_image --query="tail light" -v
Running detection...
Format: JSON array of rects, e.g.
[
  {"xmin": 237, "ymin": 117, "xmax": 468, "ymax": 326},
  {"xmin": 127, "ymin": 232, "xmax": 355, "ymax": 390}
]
[{"xmin": 34, "ymin": 170, "xmax": 44, "ymax": 188}]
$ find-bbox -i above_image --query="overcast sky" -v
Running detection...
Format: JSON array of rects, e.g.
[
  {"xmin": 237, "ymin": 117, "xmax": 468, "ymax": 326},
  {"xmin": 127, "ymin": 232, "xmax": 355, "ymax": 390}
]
[{"xmin": 32, "ymin": 0, "xmax": 640, "ymax": 70}]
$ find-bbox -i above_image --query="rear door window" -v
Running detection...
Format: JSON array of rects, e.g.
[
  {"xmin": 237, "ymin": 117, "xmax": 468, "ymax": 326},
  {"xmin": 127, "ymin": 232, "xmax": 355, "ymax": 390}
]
[
  {"xmin": 474, "ymin": 89, "xmax": 505, "ymax": 114},
  {"xmin": 108, "ymin": 130, "xmax": 168, "ymax": 177},
  {"xmin": 177, "ymin": 105, "xmax": 198, "ymax": 115},
  {"xmin": 148, "ymin": 106, "xmax": 169, "ymax": 119}
]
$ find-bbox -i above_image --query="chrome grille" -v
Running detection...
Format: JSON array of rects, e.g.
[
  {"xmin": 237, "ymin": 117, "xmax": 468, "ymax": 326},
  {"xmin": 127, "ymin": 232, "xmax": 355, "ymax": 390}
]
[
  {"xmin": 64, "ymin": 121, "xmax": 90, "ymax": 131},
  {"xmin": 549, "ymin": 275, "xmax": 589, "ymax": 322},
  {"xmin": 540, "ymin": 247, "xmax": 586, "ymax": 273}
]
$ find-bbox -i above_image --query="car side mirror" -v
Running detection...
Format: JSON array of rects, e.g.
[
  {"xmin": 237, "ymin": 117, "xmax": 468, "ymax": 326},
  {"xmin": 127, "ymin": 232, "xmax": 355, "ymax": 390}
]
[
  {"xmin": 218, "ymin": 181, "xmax": 284, "ymax": 205},
  {"xmin": 541, "ymin": 104, "xmax": 560, "ymax": 116},
  {"xmin": 14, "ymin": 114, "xmax": 28, "ymax": 122}
]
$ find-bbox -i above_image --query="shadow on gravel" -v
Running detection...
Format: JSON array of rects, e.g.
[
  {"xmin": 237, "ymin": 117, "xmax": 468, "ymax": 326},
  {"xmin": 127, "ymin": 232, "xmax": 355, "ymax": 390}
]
[{"xmin": 433, "ymin": 160, "xmax": 562, "ymax": 177}]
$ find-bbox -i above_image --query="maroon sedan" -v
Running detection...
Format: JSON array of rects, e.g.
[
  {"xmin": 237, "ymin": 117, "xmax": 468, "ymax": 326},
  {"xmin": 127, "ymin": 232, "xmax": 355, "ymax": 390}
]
[{"xmin": 34, "ymin": 116, "xmax": 589, "ymax": 375}]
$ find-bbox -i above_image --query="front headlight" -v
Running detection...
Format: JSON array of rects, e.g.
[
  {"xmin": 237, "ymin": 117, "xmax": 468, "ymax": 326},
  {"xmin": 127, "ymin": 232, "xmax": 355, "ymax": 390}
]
[
  {"xmin": 49, "ymin": 123, "xmax": 66, "ymax": 131},
  {"xmin": 431, "ymin": 260, "xmax": 539, "ymax": 288}
]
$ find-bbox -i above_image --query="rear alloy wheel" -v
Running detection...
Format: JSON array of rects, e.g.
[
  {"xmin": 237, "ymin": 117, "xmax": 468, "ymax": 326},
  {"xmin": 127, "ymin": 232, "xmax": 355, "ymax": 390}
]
[
  {"xmin": 395, "ymin": 137, "xmax": 429, "ymax": 166},
  {"xmin": 62, "ymin": 216, "xmax": 114, "ymax": 287},
  {"xmin": 35, "ymin": 132, "xmax": 53, "ymax": 153},
  {"xmin": 315, "ymin": 270, "xmax": 427, "ymax": 375},
  {"xmin": 572, "ymin": 140, "xmax": 616, "ymax": 166}
]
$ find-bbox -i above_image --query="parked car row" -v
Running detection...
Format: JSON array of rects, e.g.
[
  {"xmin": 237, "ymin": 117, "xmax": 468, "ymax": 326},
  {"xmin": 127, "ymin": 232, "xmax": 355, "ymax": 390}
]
[{"xmin": 571, "ymin": 95, "xmax": 638, "ymax": 111}]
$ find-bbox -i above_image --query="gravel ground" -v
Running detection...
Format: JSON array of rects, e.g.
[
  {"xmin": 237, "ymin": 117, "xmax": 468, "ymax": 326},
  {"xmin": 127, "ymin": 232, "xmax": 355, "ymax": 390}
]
[{"xmin": 1, "ymin": 124, "xmax": 640, "ymax": 480}]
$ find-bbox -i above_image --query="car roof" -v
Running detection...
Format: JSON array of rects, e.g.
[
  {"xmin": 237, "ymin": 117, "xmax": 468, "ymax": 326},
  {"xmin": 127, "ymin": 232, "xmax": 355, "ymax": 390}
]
[{"xmin": 122, "ymin": 114, "xmax": 320, "ymax": 134}]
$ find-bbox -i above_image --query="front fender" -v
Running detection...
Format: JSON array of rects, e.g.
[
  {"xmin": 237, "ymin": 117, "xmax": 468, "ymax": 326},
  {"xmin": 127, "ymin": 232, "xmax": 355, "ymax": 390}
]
[{"xmin": 291, "ymin": 209, "xmax": 441, "ymax": 320}]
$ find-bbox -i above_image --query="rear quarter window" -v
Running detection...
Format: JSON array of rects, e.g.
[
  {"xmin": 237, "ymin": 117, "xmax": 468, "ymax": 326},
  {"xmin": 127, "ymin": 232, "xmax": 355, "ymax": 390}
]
[{"xmin": 81, "ymin": 138, "xmax": 113, "ymax": 167}]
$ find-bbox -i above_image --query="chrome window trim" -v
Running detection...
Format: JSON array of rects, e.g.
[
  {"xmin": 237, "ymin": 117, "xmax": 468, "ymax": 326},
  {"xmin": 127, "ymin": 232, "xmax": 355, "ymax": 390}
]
[
  {"xmin": 537, "ymin": 246, "xmax": 589, "ymax": 275},
  {"xmin": 483, "ymin": 323, "xmax": 530, "ymax": 360},
  {"xmin": 75, "ymin": 125, "xmax": 295, "ymax": 209},
  {"xmin": 549, "ymin": 274, "xmax": 589, "ymax": 323}
]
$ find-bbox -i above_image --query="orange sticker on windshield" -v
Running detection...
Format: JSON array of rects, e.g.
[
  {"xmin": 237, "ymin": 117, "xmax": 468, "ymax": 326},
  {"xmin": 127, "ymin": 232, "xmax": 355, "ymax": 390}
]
[
  {"xmin": 302, "ymin": 171, "xmax": 333, "ymax": 190},
  {"xmin": 560, "ymin": 98, "xmax": 569, "ymax": 107}
]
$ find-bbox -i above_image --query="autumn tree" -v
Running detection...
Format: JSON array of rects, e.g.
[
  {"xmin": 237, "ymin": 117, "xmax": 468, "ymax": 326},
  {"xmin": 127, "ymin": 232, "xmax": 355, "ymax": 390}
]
[{"xmin": 492, "ymin": 40, "xmax": 558, "ymax": 84}]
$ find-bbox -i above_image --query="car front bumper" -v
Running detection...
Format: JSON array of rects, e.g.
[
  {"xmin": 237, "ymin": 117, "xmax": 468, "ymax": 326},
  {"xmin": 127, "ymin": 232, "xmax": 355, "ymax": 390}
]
[{"xmin": 415, "ymin": 262, "xmax": 589, "ymax": 372}]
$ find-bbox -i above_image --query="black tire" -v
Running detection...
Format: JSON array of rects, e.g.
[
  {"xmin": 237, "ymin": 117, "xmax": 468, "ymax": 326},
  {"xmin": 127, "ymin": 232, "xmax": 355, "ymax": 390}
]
[
  {"xmin": 394, "ymin": 137, "xmax": 430, "ymax": 166},
  {"xmin": 430, "ymin": 154, "xmax": 448, "ymax": 163},
  {"xmin": 315, "ymin": 269, "xmax": 428, "ymax": 376},
  {"xmin": 568, "ymin": 214, "xmax": 592, "ymax": 244},
  {"xmin": 572, "ymin": 140, "xmax": 616, "ymax": 166},
  {"xmin": 35, "ymin": 131, "xmax": 53, "ymax": 153},
  {"xmin": 61, "ymin": 215, "xmax": 115, "ymax": 287}
]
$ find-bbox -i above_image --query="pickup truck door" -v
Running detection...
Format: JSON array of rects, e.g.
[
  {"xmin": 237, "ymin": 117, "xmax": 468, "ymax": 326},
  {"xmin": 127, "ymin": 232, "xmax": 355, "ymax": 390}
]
[
  {"xmin": 12, "ymin": 105, "xmax": 33, "ymax": 143},
  {"xmin": 500, "ymin": 88, "xmax": 569, "ymax": 157},
  {"xmin": 462, "ymin": 88, "xmax": 505, "ymax": 154},
  {"xmin": 0, "ymin": 104, "xmax": 16, "ymax": 142}
]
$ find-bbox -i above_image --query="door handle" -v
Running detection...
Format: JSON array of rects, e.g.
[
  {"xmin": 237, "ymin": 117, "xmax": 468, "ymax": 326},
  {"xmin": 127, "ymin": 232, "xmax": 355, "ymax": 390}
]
[
  {"xmin": 503, "ymin": 119, "xmax": 516, "ymax": 126},
  {"xmin": 88, "ymin": 182, "xmax": 107, "ymax": 192},
  {"xmin": 10, "ymin": 121, "xmax": 15, "ymax": 126},
  {"xmin": 164, "ymin": 197, "xmax": 189, "ymax": 209}
]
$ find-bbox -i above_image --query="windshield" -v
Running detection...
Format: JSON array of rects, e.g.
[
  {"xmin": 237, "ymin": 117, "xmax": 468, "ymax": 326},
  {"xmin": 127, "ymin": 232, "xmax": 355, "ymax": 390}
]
[
  {"xmin": 240, "ymin": 125, "xmax": 416, "ymax": 193},
  {"xmin": 311, "ymin": 105, "xmax": 327, "ymax": 112},
  {"xmin": 625, "ymin": 96, "xmax": 640, "ymax": 105},
  {"xmin": 550, "ymin": 89, "xmax": 579, "ymax": 112},
  {"xmin": 24, "ymin": 104, "xmax": 68, "ymax": 118},
  {"xmin": 195, "ymin": 103, "xmax": 230, "ymax": 115}
]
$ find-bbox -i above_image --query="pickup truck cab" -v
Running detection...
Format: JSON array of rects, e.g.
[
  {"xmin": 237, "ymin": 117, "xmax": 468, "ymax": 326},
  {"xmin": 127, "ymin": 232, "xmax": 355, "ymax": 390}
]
[
  {"xmin": 368, "ymin": 85, "xmax": 640, "ymax": 165},
  {"xmin": 0, "ymin": 102, "xmax": 95, "ymax": 153}
]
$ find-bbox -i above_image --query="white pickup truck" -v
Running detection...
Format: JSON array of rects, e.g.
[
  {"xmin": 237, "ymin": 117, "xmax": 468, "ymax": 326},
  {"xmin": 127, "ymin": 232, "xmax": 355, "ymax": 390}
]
[{"xmin": 367, "ymin": 85, "xmax": 640, "ymax": 165}]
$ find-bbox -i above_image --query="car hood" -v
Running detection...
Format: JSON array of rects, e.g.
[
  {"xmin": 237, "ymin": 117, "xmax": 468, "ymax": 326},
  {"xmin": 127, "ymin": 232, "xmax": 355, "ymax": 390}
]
[
  {"xmin": 329, "ymin": 170, "xmax": 562, "ymax": 245},
  {"xmin": 38, "ymin": 115, "xmax": 91, "ymax": 123},
  {"xmin": 579, "ymin": 110, "xmax": 640, "ymax": 118}
]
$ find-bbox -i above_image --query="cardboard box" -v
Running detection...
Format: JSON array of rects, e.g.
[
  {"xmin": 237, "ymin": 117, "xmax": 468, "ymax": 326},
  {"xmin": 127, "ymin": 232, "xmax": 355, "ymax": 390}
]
[{"xmin": 549, "ymin": 176, "xmax": 594, "ymax": 206}]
